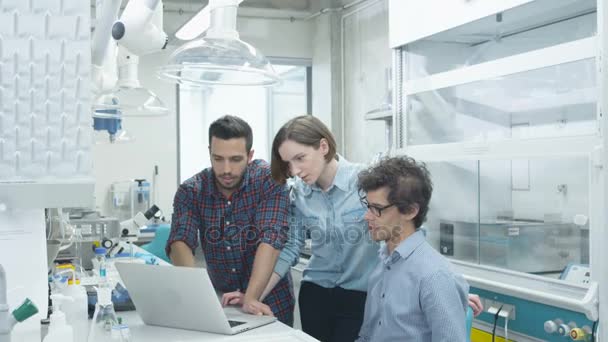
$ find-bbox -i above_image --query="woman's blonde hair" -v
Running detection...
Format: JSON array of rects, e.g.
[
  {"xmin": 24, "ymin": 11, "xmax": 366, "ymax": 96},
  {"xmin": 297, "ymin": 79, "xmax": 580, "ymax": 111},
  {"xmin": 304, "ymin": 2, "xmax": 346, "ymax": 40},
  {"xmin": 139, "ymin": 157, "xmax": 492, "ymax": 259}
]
[{"xmin": 271, "ymin": 115, "xmax": 337, "ymax": 183}]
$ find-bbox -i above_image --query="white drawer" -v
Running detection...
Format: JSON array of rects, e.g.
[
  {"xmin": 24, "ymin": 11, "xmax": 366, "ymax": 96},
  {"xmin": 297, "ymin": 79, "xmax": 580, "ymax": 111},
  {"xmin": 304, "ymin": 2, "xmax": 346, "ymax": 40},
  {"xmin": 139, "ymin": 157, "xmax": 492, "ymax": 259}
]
[{"xmin": 389, "ymin": 0, "xmax": 535, "ymax": 48}]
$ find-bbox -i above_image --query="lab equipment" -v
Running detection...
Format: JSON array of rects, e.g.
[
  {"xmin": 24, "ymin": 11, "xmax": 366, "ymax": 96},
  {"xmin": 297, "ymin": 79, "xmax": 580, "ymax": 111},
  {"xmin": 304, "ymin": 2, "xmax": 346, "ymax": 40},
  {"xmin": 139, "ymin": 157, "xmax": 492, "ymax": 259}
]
[
  {"xmin": 43, "ymin": 294, "xmax": 74, "ymax": 342},
  {"xmin": 93, "ymin": 111, "xmax": 135, "ymax": 144},
  {"xmin": 92, "ymin": 0, "xmax": 121, "ymax": 94},
  {"xmin": 53, "ymin": 210, "xmax": 122, "ymax": 271},
  {"xmin": 158, "ymin": 0, "xmax": 280, "ymax": 87},
  {"xmin": 111, "ymin": 317, "xmax": 131, "ymax": 341},
  {"xmin": 439, "ymin": 219, "xmax": 582, "ymax": 274},
  {"xmin": 87, "ymin": 290, "xmax": 120, "ymax": 342},
  {"xmin": 94, "ymin": 248, "xmax": 108, "ymax": 279},
  {"xmin": 0, "ymin": 264, "xmax": 39, "ymax": 342},
  {"xmin": 91, "ymin": 0, "xmax": 169, "ymax": 144},
  {"xmin": 472, "ymin": 284, "xmax": 597, "ymax": 341},
  {"xmin": 120, "ymin": 205, "xmax": 160, "ymax": 243},
  {"xmin": 88, "ymin": 254, "xmax": 121, "ymax": 342},
  {"xmin": 46, "ymin": 240, "xmax": 74, "ymax": 273},
  {"xmin": 560, "ymin": 264, "xmax": 591, "ymax": 285},
  {"xmin": 110, "ymin": 180, "xmax": 152, "ymax": 222},
  {"xmin": 71, "ymin": 227, "xmax": 85, "ymax": 278},
  {"xmin": 112, "ymin": 0, "xmax": 168, "ymax": 56},
  {"xmin": 140, "ymin": 224, "xmax": 172, "ymax": 263},
  {"xmin": 93, "ymin": 47, "xmax": 169, "ymax": 118}
]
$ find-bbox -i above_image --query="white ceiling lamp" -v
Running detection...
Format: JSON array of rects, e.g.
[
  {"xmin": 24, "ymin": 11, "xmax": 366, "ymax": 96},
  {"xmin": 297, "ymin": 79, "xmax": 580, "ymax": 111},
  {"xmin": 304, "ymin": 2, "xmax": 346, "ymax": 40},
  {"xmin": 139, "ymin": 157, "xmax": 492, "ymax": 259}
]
[{"xmin": 158, "ymin": 0, "xmax": 280, "ymax": 87}]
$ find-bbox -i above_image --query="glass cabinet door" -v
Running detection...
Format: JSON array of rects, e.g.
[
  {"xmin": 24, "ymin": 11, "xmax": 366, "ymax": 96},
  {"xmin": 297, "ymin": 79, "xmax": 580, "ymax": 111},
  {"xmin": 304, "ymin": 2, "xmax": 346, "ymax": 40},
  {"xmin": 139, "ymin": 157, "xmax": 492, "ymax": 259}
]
[
  {"xmin": 424, "ymin": 156, "xmax": 589, "ymax": 280},
  {"xmin": 395, "ymin": 0, "xmax": 599, "ymax": 285},
  {"xmin": 406, "ymin": 58, "xmax": 596, "ymax": 146},
  {"xmin": 398, "ymin": 0, "xmax": 597, "ymax": 148}
]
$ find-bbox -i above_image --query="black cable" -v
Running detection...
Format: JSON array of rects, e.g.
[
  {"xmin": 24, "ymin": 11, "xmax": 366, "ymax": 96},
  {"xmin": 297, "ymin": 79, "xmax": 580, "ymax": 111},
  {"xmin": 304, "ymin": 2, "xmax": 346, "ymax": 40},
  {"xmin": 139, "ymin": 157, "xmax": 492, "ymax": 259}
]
[
  {"xmin": 591, "ymin": 319, "xmax": 598, "ymax": 341},
  {"xmin": 492, "ymin": 305, "xmax": 504, "ymax": 342}
]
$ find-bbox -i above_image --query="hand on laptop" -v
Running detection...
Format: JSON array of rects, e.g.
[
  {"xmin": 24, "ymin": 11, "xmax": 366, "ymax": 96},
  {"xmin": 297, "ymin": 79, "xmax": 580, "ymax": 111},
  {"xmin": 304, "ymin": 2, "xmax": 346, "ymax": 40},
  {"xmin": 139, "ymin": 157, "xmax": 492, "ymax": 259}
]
[
  {"xmin": 243, "ymin": 297, "xmax": 274, "ymax": 317},
  {"xmin": 221, "ymin": 291, "xmax": 274, "ymax": 317},
  {"xmin": 222, "ymin": 291, "xmax": 245, "ymax": 306}
]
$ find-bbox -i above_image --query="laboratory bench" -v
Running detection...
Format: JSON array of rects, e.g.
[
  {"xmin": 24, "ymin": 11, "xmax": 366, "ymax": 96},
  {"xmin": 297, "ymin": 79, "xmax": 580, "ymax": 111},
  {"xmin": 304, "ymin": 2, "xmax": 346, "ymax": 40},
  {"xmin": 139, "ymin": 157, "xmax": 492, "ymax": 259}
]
[
  {"xmin": 43, "ymin": 244, "xmax": 318, "ymax": 341},
  {"xmin": 41, "ymin": 309, "xmax": 317, "ymax": 342}
]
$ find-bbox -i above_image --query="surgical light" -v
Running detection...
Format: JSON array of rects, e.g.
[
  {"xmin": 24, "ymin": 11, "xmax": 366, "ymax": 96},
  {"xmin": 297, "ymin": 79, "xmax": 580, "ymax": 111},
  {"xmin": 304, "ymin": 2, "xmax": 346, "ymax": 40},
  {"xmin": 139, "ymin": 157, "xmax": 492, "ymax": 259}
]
[{"xmin": 158, "ymin": 0, "xmax": 280, "ymax": 87}]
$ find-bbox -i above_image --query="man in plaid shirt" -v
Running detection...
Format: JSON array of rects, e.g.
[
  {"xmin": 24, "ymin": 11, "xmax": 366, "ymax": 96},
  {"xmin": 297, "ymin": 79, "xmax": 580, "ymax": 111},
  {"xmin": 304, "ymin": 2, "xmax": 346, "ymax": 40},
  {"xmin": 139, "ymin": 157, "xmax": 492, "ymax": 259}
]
[{"xmin": 166, "ymin": 115, "xmax": 294, "ymax": 325}]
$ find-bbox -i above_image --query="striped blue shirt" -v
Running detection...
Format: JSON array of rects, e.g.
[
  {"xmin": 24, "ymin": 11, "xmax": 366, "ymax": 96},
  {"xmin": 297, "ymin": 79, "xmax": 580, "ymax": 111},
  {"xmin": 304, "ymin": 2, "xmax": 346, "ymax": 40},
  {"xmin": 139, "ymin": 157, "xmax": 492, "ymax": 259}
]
[
  {"xmin": 274, "ymin": 156, "xmax": 379, "ymax": 291},
  {"xmin": 357, "ymin": 230, "xmax": 469, "ymax": 342}
]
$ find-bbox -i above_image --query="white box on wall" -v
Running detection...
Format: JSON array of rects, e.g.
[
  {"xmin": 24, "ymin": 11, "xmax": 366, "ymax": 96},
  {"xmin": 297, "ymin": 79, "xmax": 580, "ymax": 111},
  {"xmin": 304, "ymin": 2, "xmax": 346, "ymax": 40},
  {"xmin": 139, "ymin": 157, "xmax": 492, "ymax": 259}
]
[{"xmin": 0, "ymin": 0, "xmax": 94, "ymax": 209}]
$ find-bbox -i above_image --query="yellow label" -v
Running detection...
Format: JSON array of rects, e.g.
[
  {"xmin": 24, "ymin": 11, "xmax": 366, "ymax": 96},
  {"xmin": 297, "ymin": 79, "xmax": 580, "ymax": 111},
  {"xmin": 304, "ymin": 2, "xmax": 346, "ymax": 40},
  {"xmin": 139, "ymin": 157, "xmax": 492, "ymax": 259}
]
[{"xmin": 471, "ymin": 328, "xmax": 514, "ymax": 342}]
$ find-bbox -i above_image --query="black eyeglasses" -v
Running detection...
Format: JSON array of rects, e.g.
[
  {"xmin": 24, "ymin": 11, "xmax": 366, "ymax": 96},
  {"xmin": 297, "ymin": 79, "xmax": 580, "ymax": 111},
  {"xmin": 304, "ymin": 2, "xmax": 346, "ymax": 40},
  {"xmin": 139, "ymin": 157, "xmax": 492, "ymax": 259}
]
[{"xmin": 359, "ymin": 196, "xmax": 394, "ymax": 217}]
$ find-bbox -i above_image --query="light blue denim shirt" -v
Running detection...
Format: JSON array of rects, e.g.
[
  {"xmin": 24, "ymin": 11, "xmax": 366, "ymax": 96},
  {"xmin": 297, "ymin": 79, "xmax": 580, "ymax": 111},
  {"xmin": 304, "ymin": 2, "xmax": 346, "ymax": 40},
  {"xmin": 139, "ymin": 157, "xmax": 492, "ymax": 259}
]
[
  {"xmin": 274, "ymin": 156, "xmax": 380, "ymax": 291},
  {"xmin": 356, "ymin": 230, "xmax": 469, "ymax": 342}
]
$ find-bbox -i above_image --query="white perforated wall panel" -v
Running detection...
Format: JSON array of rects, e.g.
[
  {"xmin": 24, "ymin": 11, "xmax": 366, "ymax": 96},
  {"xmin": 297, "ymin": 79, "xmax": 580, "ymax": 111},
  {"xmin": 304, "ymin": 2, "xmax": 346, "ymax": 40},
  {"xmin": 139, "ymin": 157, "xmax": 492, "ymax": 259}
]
[{"xmin": 0, "ymin": 0, "xmax": 93, "ymax": 208}]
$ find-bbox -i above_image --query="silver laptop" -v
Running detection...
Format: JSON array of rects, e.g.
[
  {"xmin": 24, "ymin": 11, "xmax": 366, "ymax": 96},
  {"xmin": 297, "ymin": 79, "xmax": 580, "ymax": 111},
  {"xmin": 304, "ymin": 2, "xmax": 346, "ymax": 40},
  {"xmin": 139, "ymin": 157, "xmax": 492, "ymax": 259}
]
[{"xmin": 115, "ymin": 263, "xmax": 277, "ymax": 335}]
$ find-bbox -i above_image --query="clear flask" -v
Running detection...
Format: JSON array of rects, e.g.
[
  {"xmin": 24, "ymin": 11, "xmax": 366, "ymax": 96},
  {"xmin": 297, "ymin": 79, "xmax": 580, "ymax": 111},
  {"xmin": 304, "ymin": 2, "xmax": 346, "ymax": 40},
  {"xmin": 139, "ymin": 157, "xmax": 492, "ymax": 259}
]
[{"xmin": 87, "ymin": 267, "xmax": 123, "ymax": 342}]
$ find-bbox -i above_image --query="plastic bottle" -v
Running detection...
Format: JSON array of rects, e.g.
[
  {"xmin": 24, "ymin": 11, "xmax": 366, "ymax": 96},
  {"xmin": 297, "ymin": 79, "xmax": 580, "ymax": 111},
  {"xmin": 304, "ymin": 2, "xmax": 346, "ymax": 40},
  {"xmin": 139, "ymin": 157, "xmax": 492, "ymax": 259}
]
[
  {"xmin": 52, "ymin": 268, "xmax": 89, "ymax": 341},
  {"xmin": 94, "ymin": 247, "xmax": 107, "ymax": 279},
  {"xmin": 43, "ymin": 294, "xmax": 74, "ymax": 342}
]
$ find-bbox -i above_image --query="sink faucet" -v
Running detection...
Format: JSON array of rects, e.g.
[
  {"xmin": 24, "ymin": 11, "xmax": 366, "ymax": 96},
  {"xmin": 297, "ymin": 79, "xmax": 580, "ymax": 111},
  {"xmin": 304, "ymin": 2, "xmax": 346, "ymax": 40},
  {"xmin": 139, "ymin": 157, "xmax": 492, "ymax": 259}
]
[{"xmin": 0, "ymin": 264, "xmax": 38, "ymax": 342}]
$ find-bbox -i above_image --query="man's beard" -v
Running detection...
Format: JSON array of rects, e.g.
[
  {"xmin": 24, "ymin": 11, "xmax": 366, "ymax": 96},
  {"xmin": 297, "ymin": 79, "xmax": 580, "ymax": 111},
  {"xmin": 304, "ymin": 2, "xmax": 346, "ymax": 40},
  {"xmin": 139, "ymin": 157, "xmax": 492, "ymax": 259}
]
[{"xmin": 215, "ymin": 174, "xmax": 243, "ymax": 191}]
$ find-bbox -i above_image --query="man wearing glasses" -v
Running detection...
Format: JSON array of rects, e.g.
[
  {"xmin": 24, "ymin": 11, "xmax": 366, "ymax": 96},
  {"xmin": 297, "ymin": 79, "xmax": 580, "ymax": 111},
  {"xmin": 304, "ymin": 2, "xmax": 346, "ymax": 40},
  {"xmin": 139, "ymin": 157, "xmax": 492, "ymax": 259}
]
[{"xmin": 356, "ymin": 156, "xmax": 469, "ymax": 342}]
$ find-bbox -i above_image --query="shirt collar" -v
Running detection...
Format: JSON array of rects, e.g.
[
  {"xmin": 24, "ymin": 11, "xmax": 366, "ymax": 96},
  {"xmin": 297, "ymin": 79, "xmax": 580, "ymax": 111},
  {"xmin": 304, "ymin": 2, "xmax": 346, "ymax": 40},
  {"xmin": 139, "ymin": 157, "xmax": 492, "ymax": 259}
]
[
  {"xmin": 302, "ymin": 155, "xmax": 352, "ymax": 193},
  {"xmin": 379, "ymin": 230, "xmax": 426, "ymax": 264}
]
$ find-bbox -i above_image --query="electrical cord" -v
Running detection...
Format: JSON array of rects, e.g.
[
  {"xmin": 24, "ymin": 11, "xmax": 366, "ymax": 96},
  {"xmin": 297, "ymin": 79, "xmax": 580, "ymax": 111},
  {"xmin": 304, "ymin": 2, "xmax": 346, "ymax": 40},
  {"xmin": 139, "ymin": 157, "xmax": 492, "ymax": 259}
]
[
  {"xmin": 492, "ymin": 305, "xmax": 503, "ymax": 342},
  {"xmin": 504, "ymin": 310, "xmax": 509, "ymax": 342},
  {"xmin": 591, "ymin": 319, "xmax": 598, "ymax": 341}
]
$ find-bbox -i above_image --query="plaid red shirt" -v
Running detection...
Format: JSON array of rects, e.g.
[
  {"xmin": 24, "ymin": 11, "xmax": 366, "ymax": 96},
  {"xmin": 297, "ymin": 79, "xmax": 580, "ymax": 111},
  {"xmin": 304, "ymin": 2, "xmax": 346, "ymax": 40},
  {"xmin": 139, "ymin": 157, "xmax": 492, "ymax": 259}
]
[{"xmin": 166, "ymin": 160, "xmax": 294, "ymax": 324}]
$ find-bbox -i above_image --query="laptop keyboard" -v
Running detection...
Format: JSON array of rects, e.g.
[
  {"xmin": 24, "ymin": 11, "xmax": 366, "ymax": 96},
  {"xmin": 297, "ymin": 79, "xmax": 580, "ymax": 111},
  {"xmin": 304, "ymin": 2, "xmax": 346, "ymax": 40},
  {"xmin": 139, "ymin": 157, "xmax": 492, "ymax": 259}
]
[{"xmin": 228, "ymin": 320, "xmax": 246, "ymax": 328}]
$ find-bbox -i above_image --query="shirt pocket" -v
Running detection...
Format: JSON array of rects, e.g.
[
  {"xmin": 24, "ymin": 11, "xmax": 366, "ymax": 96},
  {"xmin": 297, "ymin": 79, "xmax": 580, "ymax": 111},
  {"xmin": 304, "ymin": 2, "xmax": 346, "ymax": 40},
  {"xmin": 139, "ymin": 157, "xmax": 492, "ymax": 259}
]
[
  {"xmin": 341, "ymin": 208, "xmax": 368, "ymax": 244},
  {"xmin": 305, "ymin": 216, "xmax": 331, "ymax": 259}
]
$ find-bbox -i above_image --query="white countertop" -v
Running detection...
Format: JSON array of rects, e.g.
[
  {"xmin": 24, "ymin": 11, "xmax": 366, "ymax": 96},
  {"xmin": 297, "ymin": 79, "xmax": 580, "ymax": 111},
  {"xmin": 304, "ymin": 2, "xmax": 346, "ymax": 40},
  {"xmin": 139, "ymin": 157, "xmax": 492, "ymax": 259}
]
[
  {"xmin": 106, "ymin": 245, "xmax": 318, "ymax": 342},
  {"xmin": 121, "ymin": 309, "xmax": 318, "ymax": 342}
]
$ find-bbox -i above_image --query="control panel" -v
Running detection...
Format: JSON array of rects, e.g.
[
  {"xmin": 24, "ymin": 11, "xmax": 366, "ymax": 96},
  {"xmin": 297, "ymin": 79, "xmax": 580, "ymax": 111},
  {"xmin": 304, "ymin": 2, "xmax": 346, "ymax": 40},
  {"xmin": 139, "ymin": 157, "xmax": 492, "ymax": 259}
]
[{"xmin": 473, "ymin": 287, "xmax": 596, "ymax": 341}]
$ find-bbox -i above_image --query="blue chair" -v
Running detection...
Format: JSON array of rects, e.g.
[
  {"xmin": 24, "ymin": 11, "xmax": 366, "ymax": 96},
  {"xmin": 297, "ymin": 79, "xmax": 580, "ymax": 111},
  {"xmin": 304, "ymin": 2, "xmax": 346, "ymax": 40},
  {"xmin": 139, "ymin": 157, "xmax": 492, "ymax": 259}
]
[
  {"xmin": 140, "ymin": 224, "xmax": 172, "ymax": 263},
  {"xmin": 466, "ymin": 306, "xmax": 474, "ymax": 342}
]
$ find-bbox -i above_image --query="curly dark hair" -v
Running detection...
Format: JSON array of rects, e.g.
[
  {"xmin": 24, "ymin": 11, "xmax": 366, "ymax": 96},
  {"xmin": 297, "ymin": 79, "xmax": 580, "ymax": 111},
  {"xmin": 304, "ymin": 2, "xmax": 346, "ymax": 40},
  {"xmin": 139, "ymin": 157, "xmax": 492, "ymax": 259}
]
[{"xmin": 357, "ymin": 156, "xmax": 433, "ymax": 228}]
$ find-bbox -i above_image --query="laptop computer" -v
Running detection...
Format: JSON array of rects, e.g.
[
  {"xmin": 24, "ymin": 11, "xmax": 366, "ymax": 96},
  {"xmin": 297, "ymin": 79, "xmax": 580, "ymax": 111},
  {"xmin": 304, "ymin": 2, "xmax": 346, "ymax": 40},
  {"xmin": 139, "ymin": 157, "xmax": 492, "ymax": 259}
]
[{"xmin": 115, "ymin": 262, "xmax": 277, "ymax": 335}]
